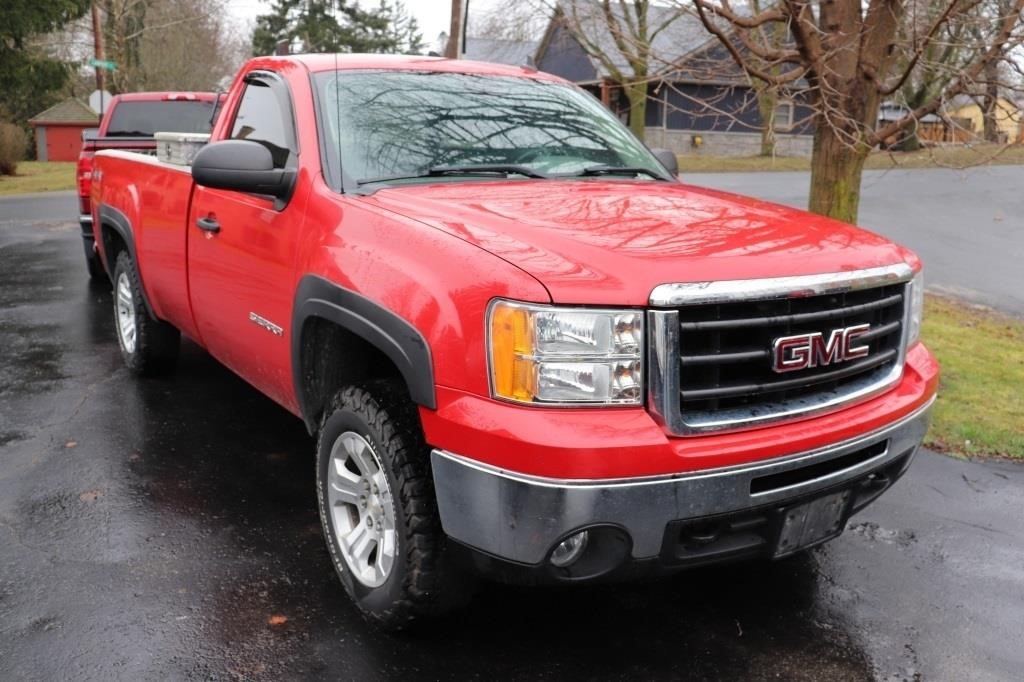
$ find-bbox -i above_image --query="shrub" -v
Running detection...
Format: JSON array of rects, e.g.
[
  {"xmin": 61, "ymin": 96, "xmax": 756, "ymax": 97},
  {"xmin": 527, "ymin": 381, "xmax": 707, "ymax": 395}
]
[{"xmin": 0, "ymin": 123, "xmax": 28, "ymax": 176}]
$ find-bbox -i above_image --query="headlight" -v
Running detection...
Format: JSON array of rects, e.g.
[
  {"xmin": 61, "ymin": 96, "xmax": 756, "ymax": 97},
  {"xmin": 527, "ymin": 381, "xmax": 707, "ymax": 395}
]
[
  {"xmin": 488, "ymin": 300, "xmax": 643, "ymax": 405},
  {"xmin": 907, "ymin": 270, "xmax": 924, "ymax": 346}
]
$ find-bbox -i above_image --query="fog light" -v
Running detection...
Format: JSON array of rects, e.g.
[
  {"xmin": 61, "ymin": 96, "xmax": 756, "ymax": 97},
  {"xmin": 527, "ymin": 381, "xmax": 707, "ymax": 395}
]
[{"xmin": 550, "ymin": 530, "xmax": 589, "ymax": 567}]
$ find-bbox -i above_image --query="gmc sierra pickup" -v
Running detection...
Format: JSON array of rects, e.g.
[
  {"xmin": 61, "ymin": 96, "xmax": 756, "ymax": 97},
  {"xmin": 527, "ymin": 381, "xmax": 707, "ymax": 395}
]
[
  {"xmin": 78, "ymin": 92, "xmax": 220, "ymax": 279},
  {"xmin": 90, "ymin": 54, "xmax": 939, "ymax": 627}
]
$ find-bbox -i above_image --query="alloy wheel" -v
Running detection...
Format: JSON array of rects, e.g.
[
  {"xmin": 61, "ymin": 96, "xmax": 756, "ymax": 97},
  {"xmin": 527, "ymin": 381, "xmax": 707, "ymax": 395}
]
[
  {"xmin": 115, "ymin": 271, "xmax": 137, "ymax": 354},
  {"xmin": 326, "ymin": 431, "xmax": 397, "ymax": 588}
]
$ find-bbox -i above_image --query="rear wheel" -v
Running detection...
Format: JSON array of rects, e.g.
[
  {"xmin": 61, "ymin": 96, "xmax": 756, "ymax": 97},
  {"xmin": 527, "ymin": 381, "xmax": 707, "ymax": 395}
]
[
  {"xmin": 112, "ymin": 250, "xmax": 179, "ymax": 375},
  {"xmin": 315, "ymin": 381, "xmax": 471, "ymax": 628}
]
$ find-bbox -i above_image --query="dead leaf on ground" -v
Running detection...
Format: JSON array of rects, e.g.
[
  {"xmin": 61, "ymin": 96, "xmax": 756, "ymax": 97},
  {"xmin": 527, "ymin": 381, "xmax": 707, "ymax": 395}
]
[
  {"xmin": 65, "ymin": 441, "xmax": 77, "ymax": 449},
  {"xmin": 79, "ymin": 490, "xmax": 103, "ymax": 503}
]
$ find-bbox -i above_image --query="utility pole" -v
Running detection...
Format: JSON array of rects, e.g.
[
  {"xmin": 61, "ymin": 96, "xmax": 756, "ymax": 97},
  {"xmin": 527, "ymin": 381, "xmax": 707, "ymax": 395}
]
[
  {"xmin": 91, "ymin": 1, "xmax": 106, "ymax": 114},
  {"xmin": 445, "ymin": 0, "xmax": 464, "ymax": 59}
]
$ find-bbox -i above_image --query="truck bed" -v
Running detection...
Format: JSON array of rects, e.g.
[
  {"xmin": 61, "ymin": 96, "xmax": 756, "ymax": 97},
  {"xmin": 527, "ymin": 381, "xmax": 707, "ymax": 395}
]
[{"xmin": 91, "ymin": 150, "xmax": 199, "ymax": 340}]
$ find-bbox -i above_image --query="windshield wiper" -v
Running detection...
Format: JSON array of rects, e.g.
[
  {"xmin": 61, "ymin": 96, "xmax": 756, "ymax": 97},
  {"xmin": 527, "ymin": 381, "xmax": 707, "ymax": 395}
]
[
  {"xmin": 430, "ymin": 164, "xmax": 549, "ymax": 178},
  {"xmin": 357, "ymin": 164, "xmax": 548, "ymax": 185},
  {"xmin": 575, "ymin": 165, "xmax": 666, "ymax": 180}
]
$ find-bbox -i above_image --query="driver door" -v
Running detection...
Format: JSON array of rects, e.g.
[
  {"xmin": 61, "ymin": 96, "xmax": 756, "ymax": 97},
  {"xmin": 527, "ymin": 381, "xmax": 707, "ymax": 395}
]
[{"xmin": 187, "ymin": 71, "xmax": 304, "ymax": 409}]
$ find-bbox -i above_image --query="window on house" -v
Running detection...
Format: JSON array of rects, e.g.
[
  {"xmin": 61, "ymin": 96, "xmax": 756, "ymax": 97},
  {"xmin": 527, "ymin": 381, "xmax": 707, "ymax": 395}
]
[{"xmin": 773, "ymin": 101, "xmax": 794, "ymax": 131}]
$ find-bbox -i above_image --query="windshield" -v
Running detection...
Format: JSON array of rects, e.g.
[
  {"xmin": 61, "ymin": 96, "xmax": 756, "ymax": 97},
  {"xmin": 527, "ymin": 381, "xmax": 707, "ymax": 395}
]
[
  {"xmin": 105, "ymin": 100, "xmax": 215, "ymax": 137},
  {"xmin": 313, "ymin": 71, "xmax": 667, "ymax": 186}
]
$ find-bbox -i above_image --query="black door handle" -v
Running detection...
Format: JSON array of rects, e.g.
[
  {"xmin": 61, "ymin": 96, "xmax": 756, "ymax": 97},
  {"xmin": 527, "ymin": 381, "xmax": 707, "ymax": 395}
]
[{"xmin": 196, "ymin": 216, "xmax": 220, "ymax": 233}]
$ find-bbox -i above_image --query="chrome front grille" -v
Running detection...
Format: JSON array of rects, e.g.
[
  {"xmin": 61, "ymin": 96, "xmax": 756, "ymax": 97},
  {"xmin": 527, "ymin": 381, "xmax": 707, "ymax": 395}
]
[{"xmin": 648, "ymin": 264, "xmax": 914, "ymax": 435}]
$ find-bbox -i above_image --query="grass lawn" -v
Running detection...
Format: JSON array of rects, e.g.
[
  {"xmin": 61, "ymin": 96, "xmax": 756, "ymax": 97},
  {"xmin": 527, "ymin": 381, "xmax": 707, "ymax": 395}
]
[
  {"xmin": 678, "ymin": 143, "xmax": 1024, "ymax": 174},
  {"xmin": 0, "ymin": 161, "xmax": 76, "ymax": 196},
  {"xmin": 922, "ymin": 295, "xmax": 1024, "ymax": 459}
]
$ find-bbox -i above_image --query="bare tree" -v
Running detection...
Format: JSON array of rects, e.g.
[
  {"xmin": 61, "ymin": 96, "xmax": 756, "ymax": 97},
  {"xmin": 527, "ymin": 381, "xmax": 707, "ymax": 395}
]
[
  {"xmin": 981, "ymin": 59, "xmax": 1004, "ymax": 140},
  {"xmin": 687, "ymin": 0, "xmax": 1024, "ymax": 223},
  {"xmin": 893, "ymin": 0, "xmax": 970, "ymax": 149},
  {"xmin": 52, "ymin": 0, "xmax": 246, "ymax": 93},
  {"xmin": 748, "ymin": 0, "xmax": 788, "ymax": 155},
  {"xmin": 96, "ymin": 0, "xmax": 148, "ymax": 93},
  {"xmin": 136, "ymin": 0, "xmax": 249, "ymax": 91},
  {"xmin": 472, "ymin": 2, "xmax": 548, "ymax": 42},
  {"xmin": 971, "ymin": 0, "xmax": 1023, "ymax": 143},
  {"xmin": 535, "ymin": 1, "xmax": 795, "ymax": 158},
  {"xmin": 548, "ymin": 1, "xmax": 688, "ymax": 139}
]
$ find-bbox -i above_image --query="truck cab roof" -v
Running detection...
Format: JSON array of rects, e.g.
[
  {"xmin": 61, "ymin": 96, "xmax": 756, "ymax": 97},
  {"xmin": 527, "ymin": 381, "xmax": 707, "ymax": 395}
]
[{"xmin": 257, "ymin": 53, "xmax": 565, "ymax": 82}]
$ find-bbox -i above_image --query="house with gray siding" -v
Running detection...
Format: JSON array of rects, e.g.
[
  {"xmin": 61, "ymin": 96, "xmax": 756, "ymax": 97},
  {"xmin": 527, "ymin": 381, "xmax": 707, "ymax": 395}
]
[{"xmin": 533, "ymin": 4, "xmax": 815, "ymax": 157}]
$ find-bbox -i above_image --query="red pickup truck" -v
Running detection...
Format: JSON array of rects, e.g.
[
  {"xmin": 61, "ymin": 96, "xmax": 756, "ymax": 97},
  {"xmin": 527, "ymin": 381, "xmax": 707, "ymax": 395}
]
[
  {"xmin": 78, "ymin": 92, "xmax": 220, "ymax": 278},
  {"xmin": 90, "ymin": 55, "xmax": 938, "ymax": 627}
]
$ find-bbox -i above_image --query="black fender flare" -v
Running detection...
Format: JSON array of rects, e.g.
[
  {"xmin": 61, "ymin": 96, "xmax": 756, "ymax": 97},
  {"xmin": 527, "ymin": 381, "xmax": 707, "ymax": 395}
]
[
  {"xmin": 291, "ymin": 275, "xmax": 437, "ymax": 429},
  {"xmin": 97, "ymin": 203, "xmax": 157, "ymax": 320}
]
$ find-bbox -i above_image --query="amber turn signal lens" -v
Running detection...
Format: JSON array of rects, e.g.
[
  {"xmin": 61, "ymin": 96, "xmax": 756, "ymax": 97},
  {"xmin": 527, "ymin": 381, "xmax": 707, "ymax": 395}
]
[{"xmin": 489, "ymin": 302, "xmax": 535, "ymax": 401}]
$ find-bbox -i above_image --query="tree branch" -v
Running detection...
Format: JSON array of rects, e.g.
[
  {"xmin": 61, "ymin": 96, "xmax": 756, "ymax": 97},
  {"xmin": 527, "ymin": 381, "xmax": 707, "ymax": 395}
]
[
  {"xmin": 780, "ymin": 0, "xmax": 824, "ymax": 80},
  {"xmin": 870, "ymin": 0, "xmax": 1024, "ymax": 144},
  {"xmin": 692, "ymin": 0, "xmax": 807, "ymax": 85},
  {"xmin": 563, "ymin": 4, "xmax": 625, "ymax": 81},
  {"xmin": 879, "ymin": 0, "xmax": 979, "ymax": 95},
  {"xmin": 691, "ymin": 0, "xmax": 788, "ymax": 28}
]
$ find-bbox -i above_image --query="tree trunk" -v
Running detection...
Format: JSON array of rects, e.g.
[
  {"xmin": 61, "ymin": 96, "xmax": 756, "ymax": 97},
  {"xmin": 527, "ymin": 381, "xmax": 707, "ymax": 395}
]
[
  {"xmin": 808, "ymin": 126, "xmax": 870, "ymax": 224},
  {"xmin": 897, "ymin": 119, "xmax": 921, "ymax": 152},
  {"xmin": 982, "ymin": 59, "xmax": 1000, "ymax": 143},
  {"xmin": 757, "ymin": 85, "xmax": 777, "ymax": 156},
  {"xmin": 624, "ymin": 80, "xmax": 647, "ymax": 141}
]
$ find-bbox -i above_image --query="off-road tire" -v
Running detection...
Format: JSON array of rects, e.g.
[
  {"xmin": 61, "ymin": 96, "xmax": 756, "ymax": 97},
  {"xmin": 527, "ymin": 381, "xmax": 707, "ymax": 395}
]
[
  {"xmin": 315, "ymin": 381, "xmax": 472, "ymax": 629},
  {"xmin": 112, "ymin": 250, "xmax": 180, "ymax": 376}
]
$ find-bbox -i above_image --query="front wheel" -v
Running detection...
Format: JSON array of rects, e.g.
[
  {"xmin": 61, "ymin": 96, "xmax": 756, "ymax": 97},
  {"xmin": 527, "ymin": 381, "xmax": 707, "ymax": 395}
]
[
  {"xmin": 112, "ymin": 250, "xmax": 180, "ymax": 375},
  {"xmin": 315, "ymin": 381, "xmax": 471, "ymax": 628}
]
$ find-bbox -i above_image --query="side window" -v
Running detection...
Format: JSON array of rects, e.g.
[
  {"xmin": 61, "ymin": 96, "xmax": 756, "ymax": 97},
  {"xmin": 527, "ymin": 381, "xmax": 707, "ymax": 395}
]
[{"xmin": 231, "ymin": 78, "xmax": 294, "ymax": 168}]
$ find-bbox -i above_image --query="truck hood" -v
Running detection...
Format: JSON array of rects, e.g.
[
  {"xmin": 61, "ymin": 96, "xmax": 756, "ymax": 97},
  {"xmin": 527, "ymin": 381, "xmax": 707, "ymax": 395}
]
[{"xmin": 365, "ymin": 179, "xmax": 912, "ymax": 306}]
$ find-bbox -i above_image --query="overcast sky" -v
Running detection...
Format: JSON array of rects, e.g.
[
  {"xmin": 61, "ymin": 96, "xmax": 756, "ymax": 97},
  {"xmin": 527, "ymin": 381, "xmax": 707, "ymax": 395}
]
[{"xmin": 225, "ymin": 0, "xmax": 507, "ymax": 52}]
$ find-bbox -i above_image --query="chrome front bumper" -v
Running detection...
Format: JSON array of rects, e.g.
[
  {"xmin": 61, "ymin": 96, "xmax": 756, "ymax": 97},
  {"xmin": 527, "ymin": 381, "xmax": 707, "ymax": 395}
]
[{"xmin": 431, "ymin": 398, "xmax": 933, "ymax": 565}]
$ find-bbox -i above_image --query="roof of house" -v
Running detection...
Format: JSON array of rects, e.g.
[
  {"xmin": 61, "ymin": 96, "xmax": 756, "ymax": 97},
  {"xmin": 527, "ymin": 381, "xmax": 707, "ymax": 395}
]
[
  {"xmin": 946, "ymin": 93, "xmax": 1021, "ymax": 112},
  {"xmin": 542, "ymin": 1, "xmax": 712, "ymax": 80},
  {"xmin": 28, "ymin": 98, "xmax": 98, "ymax": 125},
  {"xmin": 461, "ymin": 37, "xmax": 539, "ymax": 67}
]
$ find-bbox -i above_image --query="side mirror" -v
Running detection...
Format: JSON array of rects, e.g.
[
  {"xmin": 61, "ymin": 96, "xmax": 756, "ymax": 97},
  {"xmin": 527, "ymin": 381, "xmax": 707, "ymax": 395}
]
[
  {"xmin": 191, "ymin": 139, "xmax": 295, "ymax": 201},
  {"xmin": 650, "ymin": 148, "xmax": 679, "ymax": 176}
]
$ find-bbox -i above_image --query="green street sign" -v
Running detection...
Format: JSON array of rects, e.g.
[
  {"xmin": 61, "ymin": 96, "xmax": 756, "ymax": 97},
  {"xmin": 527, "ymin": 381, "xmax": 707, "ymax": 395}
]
[{"xmin": 88, "ymin": 58, "xmax": 117, "ymax": 71}]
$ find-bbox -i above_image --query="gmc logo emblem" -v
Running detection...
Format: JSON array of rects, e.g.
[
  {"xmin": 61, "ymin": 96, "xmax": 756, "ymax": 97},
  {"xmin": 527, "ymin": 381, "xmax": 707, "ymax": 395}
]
[{"xmin": 771, "ymin": 324, "xmax": 871, "ymax": 373}]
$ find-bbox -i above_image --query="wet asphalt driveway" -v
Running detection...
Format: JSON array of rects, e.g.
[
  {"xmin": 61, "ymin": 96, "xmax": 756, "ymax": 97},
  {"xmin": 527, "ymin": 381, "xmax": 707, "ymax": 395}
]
[{"xmin": 2, "ymin": 193, "xmax": 1023, "ymax": 680}]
